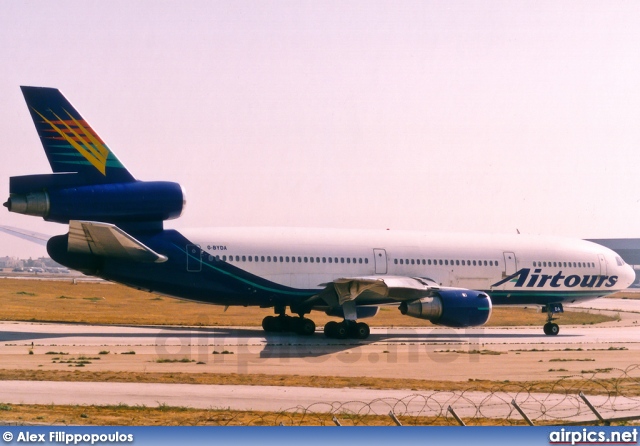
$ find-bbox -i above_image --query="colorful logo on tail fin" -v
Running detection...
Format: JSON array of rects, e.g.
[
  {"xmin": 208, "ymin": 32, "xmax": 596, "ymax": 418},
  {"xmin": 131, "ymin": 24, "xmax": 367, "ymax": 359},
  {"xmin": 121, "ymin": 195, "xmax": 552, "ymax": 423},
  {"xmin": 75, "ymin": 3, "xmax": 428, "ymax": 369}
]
[{"xmin": 31, "ymin": 107, "xmax": 109, "ymax": 175}]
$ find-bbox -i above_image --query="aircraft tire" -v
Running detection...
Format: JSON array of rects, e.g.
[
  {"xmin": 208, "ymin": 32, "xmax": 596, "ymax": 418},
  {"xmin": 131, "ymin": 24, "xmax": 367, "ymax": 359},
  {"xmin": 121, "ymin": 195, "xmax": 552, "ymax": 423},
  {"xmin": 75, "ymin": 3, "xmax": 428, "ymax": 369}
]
[
  {"xmin": 262, "ymin": 316, "xmax": 273, "ymax": 332},
  {"xmin": 324, "ymin": 321, "xmax": 339, "ymax": 338},
  {"xmin": 353, "ymin": 322, "xmax": 370, "ymax": 339},
  {"xmin": 296, "ymin": 318, "xmax": 316, "ymax": 336},
  {"xmin": 543, "ymin": 322, "xmax": 559, "ymax": 336},
  {"xmin": 334, "ymin": 322, "xmax": 349, "ymax": 339}
]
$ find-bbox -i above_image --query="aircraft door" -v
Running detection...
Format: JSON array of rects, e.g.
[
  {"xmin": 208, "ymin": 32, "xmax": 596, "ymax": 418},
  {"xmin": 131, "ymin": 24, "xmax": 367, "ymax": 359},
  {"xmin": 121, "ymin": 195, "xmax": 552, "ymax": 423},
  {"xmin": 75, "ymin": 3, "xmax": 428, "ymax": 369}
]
[
  {"xmin": 503, "ymin": 252, "xmax": 517, "ymax": 276},
  {"xmin": 598, "ymin": 254, "xmax": 607, "ymax": 276},
  {"xmin": 373, "ymin": 249, "xmax": 387, "ymax": 274},
  {"xmin": 186, "ymin": 244, "xmax": 202, "ymax": 272}
]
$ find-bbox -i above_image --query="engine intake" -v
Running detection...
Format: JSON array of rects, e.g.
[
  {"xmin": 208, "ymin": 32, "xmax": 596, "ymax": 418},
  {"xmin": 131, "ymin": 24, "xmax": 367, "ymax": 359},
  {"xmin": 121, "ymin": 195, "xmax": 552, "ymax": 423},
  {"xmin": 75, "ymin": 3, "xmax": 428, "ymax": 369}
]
[{"xmin": 399, "ymin": 289, "xmax": 492, "ymax": 327}]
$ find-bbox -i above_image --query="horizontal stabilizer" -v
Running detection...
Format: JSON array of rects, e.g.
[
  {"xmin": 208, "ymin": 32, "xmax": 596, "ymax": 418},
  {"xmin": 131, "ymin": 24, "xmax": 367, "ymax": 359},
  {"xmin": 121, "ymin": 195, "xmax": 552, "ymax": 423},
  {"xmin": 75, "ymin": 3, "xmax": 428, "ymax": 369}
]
[
  {"xmin": 68, "ymin": 220, "xmax": 167, "ymax": 263},
  {"xmin": 0, "ymin": 225, "xmax": 51, "ymax": 246}
]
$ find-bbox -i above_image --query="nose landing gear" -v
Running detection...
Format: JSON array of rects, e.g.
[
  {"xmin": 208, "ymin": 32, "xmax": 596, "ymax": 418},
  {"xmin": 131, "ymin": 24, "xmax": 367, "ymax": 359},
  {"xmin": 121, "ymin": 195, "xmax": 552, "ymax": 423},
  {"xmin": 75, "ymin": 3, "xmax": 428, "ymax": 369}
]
[{"xmin": 542, "ymin": 303, "xmax": 563, "ymax": 336}]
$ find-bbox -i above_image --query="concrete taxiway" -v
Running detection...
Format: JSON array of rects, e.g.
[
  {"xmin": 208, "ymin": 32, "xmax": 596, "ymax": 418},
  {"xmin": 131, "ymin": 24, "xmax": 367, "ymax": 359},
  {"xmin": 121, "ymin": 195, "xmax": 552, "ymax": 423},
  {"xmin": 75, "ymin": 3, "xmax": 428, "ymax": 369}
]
[{"xmin": 0, "ymin": 298, "xmax": 639, "ymax": 381}]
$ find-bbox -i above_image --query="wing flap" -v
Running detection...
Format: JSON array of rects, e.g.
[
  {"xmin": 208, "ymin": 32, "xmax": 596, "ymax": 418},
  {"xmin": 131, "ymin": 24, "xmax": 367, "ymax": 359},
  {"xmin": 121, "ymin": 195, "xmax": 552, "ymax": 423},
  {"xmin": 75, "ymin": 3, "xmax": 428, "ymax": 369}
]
[
  {"xmin": 317, "ymin": 275, "xmax": 441, "ymax": 307},
  {"xmin": 68, "ymin": 220, "xmax": 167, "ymax": 263}
]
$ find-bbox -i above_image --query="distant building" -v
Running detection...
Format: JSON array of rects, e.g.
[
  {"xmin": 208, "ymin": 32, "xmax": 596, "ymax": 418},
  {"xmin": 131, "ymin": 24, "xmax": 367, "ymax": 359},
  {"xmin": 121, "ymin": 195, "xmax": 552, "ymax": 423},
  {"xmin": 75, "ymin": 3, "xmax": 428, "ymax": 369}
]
[{"xmin": 0, "ymin": 256, "xmax": 23, "ymax": 268}]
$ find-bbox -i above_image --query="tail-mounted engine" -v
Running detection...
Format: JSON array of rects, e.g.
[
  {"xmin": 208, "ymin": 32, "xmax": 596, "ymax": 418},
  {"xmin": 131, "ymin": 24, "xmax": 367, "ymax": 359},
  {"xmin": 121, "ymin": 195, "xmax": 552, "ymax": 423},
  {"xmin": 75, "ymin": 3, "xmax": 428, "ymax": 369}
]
[{"xmin": 4, "ymin": 174, "xmax": 185, "ymax": 224}]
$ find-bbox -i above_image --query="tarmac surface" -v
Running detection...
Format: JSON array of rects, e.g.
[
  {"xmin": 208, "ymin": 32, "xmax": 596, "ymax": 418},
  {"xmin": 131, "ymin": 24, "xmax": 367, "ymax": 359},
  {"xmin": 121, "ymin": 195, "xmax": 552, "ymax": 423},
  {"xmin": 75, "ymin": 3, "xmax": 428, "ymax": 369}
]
[{"xmin": 0, "ymin": 297, "xmax": 639, "ymax": 420}]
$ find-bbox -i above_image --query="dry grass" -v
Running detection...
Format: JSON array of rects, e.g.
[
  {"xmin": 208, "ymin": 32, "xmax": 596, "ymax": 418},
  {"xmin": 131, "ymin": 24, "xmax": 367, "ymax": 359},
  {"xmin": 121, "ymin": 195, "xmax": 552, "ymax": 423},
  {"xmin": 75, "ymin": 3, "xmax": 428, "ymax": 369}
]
[
  {"xmin": 0, "ymin": 369, "xmax": 638, "ymax": 397},
  {"xmin": 0, "ymin": 402, "xmax": 537, "ymax": 426},
  {"xmin": 0, "ymin": 278, "xmax": 615, "ymax": 327},
  {"xmin": 610, "ymin": 291, "xmax": 640, "ymax": 300}
]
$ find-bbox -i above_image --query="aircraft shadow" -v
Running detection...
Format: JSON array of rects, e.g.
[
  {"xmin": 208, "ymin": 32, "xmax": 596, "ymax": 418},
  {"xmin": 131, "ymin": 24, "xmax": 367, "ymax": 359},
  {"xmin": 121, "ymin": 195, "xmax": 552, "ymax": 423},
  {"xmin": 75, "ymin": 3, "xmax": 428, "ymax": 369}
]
[{"xmin": 0, "ymin": 325, "xmax": 581, "ymax": 360}]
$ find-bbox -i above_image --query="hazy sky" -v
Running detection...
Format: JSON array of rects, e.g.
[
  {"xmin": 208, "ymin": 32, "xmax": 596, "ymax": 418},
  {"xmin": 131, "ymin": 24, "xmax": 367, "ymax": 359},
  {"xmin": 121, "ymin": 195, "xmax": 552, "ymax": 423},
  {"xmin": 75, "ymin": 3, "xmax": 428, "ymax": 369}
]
[{"xmin": 2, "ymin": 1, "xmax": 640, "ymax": 258}]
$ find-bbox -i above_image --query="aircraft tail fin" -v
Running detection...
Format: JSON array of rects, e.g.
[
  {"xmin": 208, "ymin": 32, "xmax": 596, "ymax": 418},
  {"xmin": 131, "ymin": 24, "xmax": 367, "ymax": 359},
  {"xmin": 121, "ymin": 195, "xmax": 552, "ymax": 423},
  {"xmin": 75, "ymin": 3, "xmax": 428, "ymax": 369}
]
[{"xmin": 20, "ymin": 86, "xmax": 135, "ymax": 184}]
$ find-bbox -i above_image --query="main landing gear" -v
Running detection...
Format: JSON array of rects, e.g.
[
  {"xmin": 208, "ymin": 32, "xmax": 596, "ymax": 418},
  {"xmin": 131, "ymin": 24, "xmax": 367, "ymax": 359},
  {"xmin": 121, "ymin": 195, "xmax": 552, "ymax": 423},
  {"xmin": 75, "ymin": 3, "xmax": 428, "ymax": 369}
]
[
  {"xmin": 259, "ymin": 306, "xmax": 371, "ymax": 339},
  {"xmin": 262, "ymin": 314, "xmax": 316, "ymax": 336},
  {"xmin": 543, "ymin": 303, "xmax": 563, "ymax": 336},
  {"xmin": 324, "ymin": 320, "xmax": 370, "ymax": 339}
]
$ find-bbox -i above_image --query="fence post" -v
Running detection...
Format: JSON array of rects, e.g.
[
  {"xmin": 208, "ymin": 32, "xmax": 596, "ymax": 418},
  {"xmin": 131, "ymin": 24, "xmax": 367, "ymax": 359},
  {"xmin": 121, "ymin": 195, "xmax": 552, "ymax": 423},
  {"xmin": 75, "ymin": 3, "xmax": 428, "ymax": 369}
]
[
  {"xmin": 332, "ymin": 416, "xmax": 342, "ymax": 426},
  {"xmin": 388, "ymin": 411, "xmax": 403, "ymax": 426},
  {"xmin": 579, "ymin": 392, "xmax": 609, "ymax": 426},
  {"xmin": 511, "ymin": 399, "xmax": 535, "ymax": 426},
  {"xmin": 448, "ymin": 405, "xmax": 466, "ymax": 426}
]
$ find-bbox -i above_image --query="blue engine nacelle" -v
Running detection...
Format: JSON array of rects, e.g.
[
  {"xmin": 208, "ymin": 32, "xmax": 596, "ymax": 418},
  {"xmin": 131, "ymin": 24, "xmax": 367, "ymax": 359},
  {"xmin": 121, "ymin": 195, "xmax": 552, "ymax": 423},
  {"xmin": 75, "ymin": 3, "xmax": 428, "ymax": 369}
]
[
  {"xmin": 399, "ymin": 289, "xmax": 492, "ymax": 327},
  {"xmin": 5, "ymin": 177, "xmax": 185, "ymax": 224}
]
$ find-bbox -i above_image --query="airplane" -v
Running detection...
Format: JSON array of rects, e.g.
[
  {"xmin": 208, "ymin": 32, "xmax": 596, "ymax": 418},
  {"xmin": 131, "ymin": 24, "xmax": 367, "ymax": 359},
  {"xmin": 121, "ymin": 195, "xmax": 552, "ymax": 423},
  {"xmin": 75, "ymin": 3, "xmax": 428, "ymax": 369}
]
[{"xmin": 4, "ymin": 86, "xmax": 635, "ymax": 339}]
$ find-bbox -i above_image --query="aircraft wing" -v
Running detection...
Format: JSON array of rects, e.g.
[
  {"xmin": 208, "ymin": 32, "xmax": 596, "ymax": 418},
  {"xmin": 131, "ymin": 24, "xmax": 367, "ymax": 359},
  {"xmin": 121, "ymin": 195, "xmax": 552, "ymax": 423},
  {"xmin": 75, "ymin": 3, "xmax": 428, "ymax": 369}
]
[
  {"xmin": 0, "ymin": 225, "xmax": 51, "ymax": 246},
  {"xmin": 68, "ymin": 220, "xmax": 168, "ymax": 263},
  {"xmin": 314, "ymin": 275, "xmax": 441, "ymax": 307}
]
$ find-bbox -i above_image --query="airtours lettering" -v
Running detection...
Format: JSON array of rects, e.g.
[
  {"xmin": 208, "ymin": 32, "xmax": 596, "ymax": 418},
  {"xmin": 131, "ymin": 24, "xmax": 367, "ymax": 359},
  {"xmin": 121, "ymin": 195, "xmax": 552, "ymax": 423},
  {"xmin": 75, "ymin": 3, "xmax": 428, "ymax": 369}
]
[{"xmin": 492, "ymin": 268, "xmax": 618, "ymax": 289}]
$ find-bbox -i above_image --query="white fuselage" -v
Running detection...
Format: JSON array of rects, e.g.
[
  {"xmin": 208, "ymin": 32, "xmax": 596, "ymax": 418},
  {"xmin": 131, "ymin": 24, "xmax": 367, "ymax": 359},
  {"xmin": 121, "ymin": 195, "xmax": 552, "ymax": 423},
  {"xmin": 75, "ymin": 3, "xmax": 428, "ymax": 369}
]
[{"xmin": 181, "ymin": 227, "xmax": 635, "ymax": 304}]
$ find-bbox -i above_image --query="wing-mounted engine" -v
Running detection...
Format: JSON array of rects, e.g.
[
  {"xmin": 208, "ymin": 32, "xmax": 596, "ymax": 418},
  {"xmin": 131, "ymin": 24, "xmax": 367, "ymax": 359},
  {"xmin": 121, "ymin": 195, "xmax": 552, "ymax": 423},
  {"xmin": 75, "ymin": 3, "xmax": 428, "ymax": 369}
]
[{"xmin": 399, "ymin": 289, "xmax": 492, "ymax": 327}]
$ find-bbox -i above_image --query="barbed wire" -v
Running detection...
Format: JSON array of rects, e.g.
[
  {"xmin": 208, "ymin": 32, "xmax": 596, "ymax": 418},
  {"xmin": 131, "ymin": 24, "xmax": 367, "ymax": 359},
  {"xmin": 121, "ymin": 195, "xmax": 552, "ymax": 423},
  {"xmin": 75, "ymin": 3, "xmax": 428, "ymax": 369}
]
[{"xmin": 217, "ymin": 365, "xmax": 640, "ymax": 425}]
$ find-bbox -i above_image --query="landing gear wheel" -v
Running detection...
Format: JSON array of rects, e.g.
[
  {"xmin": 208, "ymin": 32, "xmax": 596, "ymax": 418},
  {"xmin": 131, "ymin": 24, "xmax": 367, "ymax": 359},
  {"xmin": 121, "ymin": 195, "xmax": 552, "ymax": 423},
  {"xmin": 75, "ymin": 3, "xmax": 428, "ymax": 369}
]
[
  {"xmin": 334, "ymin": 322, "xmax": 349, "ymax": 339},
  {"xmin": 324, "ymin": 321, "xmax": 339, "ymax": 338},
  {"xmin": 296, "ymin": 318, "xmax": 316, "ymax": 336},
  {"xmin": 352, "ymin": 322, "xmax": 370, "ymax": 339},
  {"xmin": 262, "ymin": 316, "xmax": 277, "ymax": 332},
  {"xmin": 543, "ymin": 322, "xmax": 559, "ymax": 336}
]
